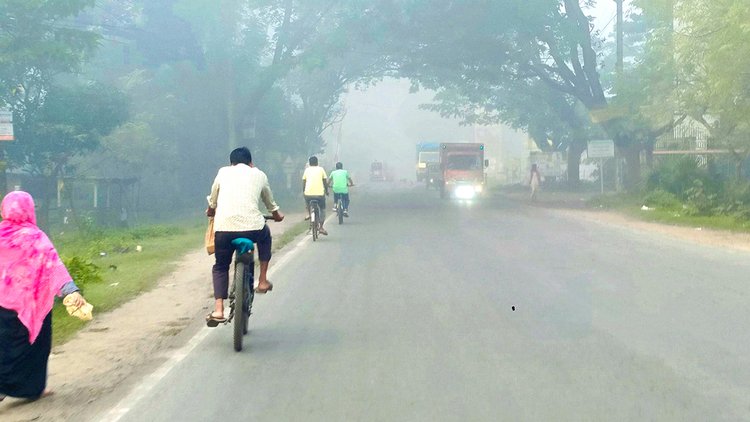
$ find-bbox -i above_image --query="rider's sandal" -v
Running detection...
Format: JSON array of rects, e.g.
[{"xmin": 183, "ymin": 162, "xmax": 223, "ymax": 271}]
[
  {"xmin": 205, "ymin": 313, "xmax": 226, "ymax": 327},
  {"xmin": 255, "ymin": 282, "xmax": 273, "ymax": 294}
]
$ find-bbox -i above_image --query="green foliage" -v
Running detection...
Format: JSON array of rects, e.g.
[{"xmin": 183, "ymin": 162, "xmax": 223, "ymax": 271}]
[
  {"xmin": 8, "ymin": 82, "xmax": 130, "ymax": 174},
  {"xmin": 62, "ymin": 256, "xmax": 103, "ymax": 291},
  {"xmin": 642, "ymin": 190, "xmax": 682, "ymax": 209},
  {"xmin": 646, "ymin": 157, "xmax": 719, "ymax": 200},
  {"xmin": 56, "ymin": 224, "xmax": 185, "ymax": 258}
]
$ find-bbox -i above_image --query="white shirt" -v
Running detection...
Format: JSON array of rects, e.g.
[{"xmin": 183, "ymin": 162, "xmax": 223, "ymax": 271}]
[{"xmin": 209, "ymin": 164, "xmax": 279, "ymax": 232}]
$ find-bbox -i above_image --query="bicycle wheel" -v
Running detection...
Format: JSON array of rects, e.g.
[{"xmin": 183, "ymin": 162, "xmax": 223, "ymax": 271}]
[
  {"xmin": 311, "ymin": 204, "xmax": 319, "ymax": 241},
  {"xmin": 233, "ymin": 259, "xmax": 246, "ymax": 351},
  {"xmin": 243, "ymin": 259, "xmax": 255, "ymax": 335},
  {"xmin": 337, "ymin": 199, "xmax": 344, "ymax": 224}
]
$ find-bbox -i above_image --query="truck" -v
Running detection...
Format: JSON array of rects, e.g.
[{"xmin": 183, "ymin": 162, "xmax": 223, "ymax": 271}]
[
  {"xmin": 370, "ymin": 161, "xmax": 387, "ymax": 181},
  {"xmin": 438, "ymin": 143, "xmax": 487, "ymax": 199},
  {"xmin": 416, "ymin": 142, "xmax": 440, "ymax": 182}
]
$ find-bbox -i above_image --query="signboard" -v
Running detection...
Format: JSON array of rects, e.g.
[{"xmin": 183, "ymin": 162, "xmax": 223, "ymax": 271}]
[
  {"xmin": 0, "ymin": 109, "xmax": 13, "ymax": 141},
  {"xmin": 587, "ymin": 139, "xmax": 614, "ymax": 158}
]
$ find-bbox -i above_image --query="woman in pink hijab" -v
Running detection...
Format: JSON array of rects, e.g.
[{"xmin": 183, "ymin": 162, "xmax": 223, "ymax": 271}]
[{"xmin": 0, "ymin": 191, "xmax": 87, "ymax": 401}]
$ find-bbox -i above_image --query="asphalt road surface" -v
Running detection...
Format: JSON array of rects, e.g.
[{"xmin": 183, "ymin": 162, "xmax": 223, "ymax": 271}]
[{"xmin": 112, "ymin": 187, "xmax": 750, "ymax": 421}]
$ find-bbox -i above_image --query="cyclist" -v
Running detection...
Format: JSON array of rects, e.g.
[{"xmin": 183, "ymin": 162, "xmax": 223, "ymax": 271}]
[
  {"xmin": 329, "ymin": 162, "xmax": 354, "ymax": 217},
  {"xmin": 205, "ymin": 147, "xmax": 284, "ymax": 326},
  {"xmin": 302, "ymin": 156, "xmax": 328, "ymax": 236}
]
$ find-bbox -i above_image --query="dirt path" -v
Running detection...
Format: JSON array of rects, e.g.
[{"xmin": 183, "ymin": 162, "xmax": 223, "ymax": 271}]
[
  {"xmin": 0, "ymin": 215, "xmax": 305, "ymax": 422},
  {"xmin": 558, "ymin": 208, "xmax": 750, "ymax": 253}
]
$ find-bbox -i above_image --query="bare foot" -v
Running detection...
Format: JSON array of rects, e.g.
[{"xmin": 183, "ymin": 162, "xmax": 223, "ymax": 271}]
[{"xmin": 255, "ymin": 281, "xmax": 273, "ymax": 294}]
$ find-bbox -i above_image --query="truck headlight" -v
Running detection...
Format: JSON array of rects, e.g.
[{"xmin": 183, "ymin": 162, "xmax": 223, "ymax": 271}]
[
  {"xmin": 454, "ymin": 185, "xmax": 476, "ymax": 199},
  {"xmin": 474, "ymin": 185, "xmax": 483, "ymax": 193}
]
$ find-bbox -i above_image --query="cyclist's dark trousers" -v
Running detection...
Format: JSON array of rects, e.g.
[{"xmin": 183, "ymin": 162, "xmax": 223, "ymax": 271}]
[
  {"xmin": 333, "ymin": 193, "xmax": 350, "ymax": 210},
  {"xmin": 212, "ymin": 226, "xmax": 272, "ymax": 299},
  {"xmin": 304, "ymin": 195, "xmax": 326, "ymax": 222}
]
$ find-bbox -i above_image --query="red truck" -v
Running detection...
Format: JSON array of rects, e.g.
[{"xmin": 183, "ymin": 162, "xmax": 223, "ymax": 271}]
[{"xmin": 438, "ymin": 143, "xmax": 487, "ymax": 199}]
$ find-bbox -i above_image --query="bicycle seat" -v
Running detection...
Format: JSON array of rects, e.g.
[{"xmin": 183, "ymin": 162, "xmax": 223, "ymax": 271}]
[{"xmin": 231, "ymin": 238, "xmax": 255, "ymax": 255}]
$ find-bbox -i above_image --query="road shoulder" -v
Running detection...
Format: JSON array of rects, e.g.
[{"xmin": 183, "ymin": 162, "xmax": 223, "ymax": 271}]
[{"xmin": 0, "ymin": 215, "xmax": 306, "ymax": 422}]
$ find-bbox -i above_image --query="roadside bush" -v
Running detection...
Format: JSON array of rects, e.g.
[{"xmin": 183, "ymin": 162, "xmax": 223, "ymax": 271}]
[
  {"xmin": 642, "ymin": 189, "xmax": 682, "ymax": 209},
  {"xmin": 683, "ymin": 180, "xmax": 719, "ymax": 216},
  {"xmin": 62, "ymin": 256, "xmax": 103, "ymax": 290},
  {"xmin": 647, "ymin": 157, "xmax": 720, "ymax": 200}
]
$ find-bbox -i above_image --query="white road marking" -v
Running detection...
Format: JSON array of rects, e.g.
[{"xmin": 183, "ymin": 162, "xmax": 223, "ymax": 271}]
[{"xmin": 102, "ymin": 217, "xmax": 332, "ymax": 422}]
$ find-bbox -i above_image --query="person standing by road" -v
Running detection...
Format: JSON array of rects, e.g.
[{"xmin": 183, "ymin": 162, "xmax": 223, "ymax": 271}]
[
  {"xmin": 205, "ymin": 147, "xmax": 284, "ymax": 326},
  {"xmin": 529, "ymin": 163, "xmax": 543, "ymax": 202},
  {"xmin": 303, "ymin": 156, "xmax": 328, "ymax": 235},
  {"xmin": 329, "ymin": 162, "xmax": 354, "ymax": 217},
  {"xmin": 0, "ymin": 191, "xmax": 88, "ymax": 401}
]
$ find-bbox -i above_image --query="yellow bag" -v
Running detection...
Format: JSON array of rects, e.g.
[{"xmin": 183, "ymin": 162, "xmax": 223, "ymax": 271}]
[
  {"xmin": 63, "ymin": 295, "xmax": 93, "ymax": 321},
  {"xmin": 205, "ymin": 217, "xmax": 215, "ymax": 255}
]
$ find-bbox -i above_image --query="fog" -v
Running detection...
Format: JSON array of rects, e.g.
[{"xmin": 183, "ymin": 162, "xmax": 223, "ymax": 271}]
[{"xmin": 0, "ymin": 0, "xmax": 646, "ymax": 227}]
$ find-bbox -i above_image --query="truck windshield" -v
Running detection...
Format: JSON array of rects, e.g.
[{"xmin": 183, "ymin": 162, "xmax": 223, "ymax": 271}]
[
  {"xmin": 419, "ymin": 151, "xmax": 439, "ymax": 163},
  {"xmin": 446, "ymin": 155, "xmax": 480, "ymax": 170}
]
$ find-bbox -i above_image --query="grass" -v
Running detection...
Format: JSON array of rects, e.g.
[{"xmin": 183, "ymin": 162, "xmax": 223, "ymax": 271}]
[
  {"xmin": 51, "ymin": 219, "xmax": 206, "ymax": 345},
  {"xmin": 272, "ymin": 220, "xmax": 309, "ymax": 253},
  {"xmin": 51, "ymin": 217, "xmax": 310, "ymax": 345},
  {"xmin": 589, "ymin": 193, "xmax": 750, "ymax": 232}
]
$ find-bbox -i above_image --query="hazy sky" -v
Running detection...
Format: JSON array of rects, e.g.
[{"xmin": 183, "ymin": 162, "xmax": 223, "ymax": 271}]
[{"xmin": 591, "ymin": 0, "xmax": 634, "ymax": 34}]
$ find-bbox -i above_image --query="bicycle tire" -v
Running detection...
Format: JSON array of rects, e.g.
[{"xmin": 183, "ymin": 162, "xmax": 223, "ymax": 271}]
[
  {"xmin": 243, "ymin": 260, "xmax": 254, "ymax": 335},
  {"xmin": 337, "ymin": 199, "xmax": 344, "ymax": 224},
  {"xmin": 311, "ymin": 203, "xmax": 319, "ymax": 241},
  {"xmin": 233, "ymin": 259, "xmax": 246, "ymax": 351}
]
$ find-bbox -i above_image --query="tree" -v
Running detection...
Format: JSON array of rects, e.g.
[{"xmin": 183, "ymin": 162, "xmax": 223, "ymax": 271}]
[
  {"xmin": 0, "ymin": 0, "xmax": 99, "ymax": 195},
  {"xmin": 8, "ymin": 82, "xmax": 129, "ymax": 227},
  {"xmin": 669, "ymin": 0, "xmax": 750, "ymax": 179},
  {"xmin": 361, "ymin": 0, "xmax": 658, "ymax": 188}
]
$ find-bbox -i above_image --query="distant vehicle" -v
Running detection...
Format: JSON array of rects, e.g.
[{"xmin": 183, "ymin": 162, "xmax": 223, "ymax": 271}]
[
  {"xmin": 425, "ymin": 162, "xmax": 442, "ymax": 190},
  {"xmin": 438, "ymin": 143, "xmax": 488, "ymax": 199},
  {"xmin": 416, "ymin": 142, "xmax": 440, "ymax": 182},
  {"xmin": 370, "ymin": 161, "xmax": 387, "ymax": 181}
]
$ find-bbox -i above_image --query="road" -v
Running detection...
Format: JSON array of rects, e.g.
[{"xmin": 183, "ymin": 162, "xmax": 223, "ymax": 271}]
[{"xmin": 111, "ymin": 187, "xmax": 750, "ymax": 421}]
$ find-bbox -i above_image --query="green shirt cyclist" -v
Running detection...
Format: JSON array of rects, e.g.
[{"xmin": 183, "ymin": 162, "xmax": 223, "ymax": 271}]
[{"xmin": 329, "ymin": 162, "xmax": 354, "ymax": 216}]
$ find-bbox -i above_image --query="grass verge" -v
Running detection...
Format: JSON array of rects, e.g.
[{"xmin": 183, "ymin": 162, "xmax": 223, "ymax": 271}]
[
  {"xmin": 52, "ymin": 218, "xmax": 309, "ymax": 345},
  {"xmin": 52, "ymin": 220, "xmax": 205, "ymax": 345},
  {"xmin": 589, "ymin": 193, "xmax": 750, "ymax": 232}
]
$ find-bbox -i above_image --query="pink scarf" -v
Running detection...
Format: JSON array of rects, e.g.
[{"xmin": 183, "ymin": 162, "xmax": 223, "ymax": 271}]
[{"xmin": 0, "ymin": 191, "xmax": 71, "ymax": 344}]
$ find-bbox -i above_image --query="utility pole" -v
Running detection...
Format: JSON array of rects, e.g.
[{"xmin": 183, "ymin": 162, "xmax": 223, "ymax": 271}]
[{"xmin": 615, "ymin": 0, "xmax": 624, "ymax": 75}]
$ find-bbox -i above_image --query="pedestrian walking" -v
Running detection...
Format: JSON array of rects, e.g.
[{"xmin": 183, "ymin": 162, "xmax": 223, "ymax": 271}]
[
  {"xmin": 0, "ymin": 191, "xmax": 88, "ymax": 401},
  {"xmin": 529, "ymin": 163, "xmax": 543, "ymax": 201}
]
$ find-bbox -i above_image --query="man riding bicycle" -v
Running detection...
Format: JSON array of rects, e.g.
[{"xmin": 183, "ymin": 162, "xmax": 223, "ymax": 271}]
[
  {"xmin": 205, "ymin": 147, "xmax": 284, "ymax": 326},
  {"xmin": 302, "ymin": 156, "xmax": 328, "ymax": 236},
  {"xmin": 329, "ymin": 162, "xmax": 354, "ymax": 217}
]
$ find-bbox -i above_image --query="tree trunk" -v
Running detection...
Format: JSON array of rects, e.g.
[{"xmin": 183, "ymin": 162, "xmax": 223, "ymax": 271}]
[
  {"xmin": 735, "ymin": 159, "xmax": 744, "ymax": 182},
  {"xmin": 644, "ymin": 140, "xmax": 655, "ymax": 170},
  {"xmin": 567, "ymin": 141, "xmax": 585, "ymax": 188},
  {"xmin": 0, "ymin": 165, "xmax": 6, "ymax": 197},
  {"xmin": 622, "ymin": 143, "xmax": 642, "ymax": 190}
]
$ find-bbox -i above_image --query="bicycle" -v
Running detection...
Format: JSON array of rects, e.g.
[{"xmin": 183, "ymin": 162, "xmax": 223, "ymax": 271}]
[
  {"xmin": 336, "ymin": 196, "xmax": 344, "ymax": 224},
  {"xmin": 309, "ymin": 199, "xmax": 321, "ymax": 241},
  {"xmin": 225, "ymin": 216, "xmax": 274, "ymax": 352}
]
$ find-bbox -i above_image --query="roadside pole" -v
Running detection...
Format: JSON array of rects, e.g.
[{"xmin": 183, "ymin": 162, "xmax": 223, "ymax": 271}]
[
  {"xmin": 588, "ymin": 140, "xmax": 615, "ymax": 194},
  {"xmin": 0, "ymin": 108, "xmax": 14, "ymax": 195}
]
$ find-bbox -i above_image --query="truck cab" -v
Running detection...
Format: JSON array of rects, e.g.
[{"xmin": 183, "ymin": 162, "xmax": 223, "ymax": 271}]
[
  {"xmin": 416, "ymin": 142, "xmax": 440, "ymax": 182},
  {"xmin": 439, "ymin": 143, "xmax": 487, "ymax": 199}
]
